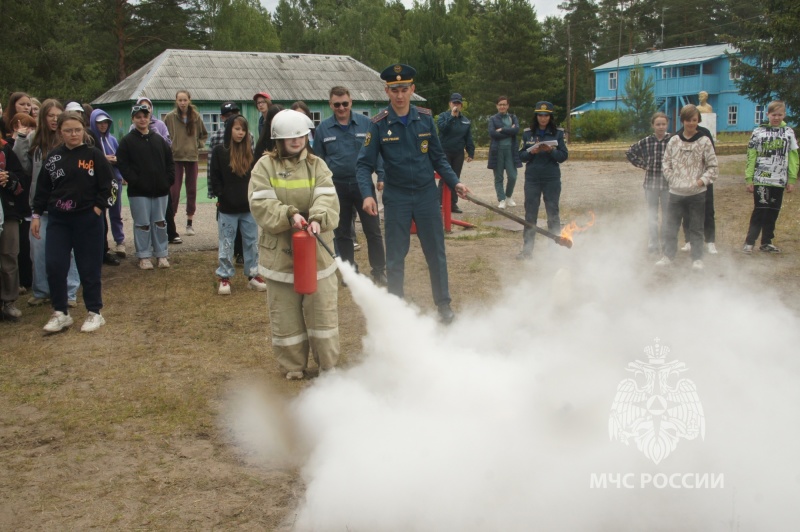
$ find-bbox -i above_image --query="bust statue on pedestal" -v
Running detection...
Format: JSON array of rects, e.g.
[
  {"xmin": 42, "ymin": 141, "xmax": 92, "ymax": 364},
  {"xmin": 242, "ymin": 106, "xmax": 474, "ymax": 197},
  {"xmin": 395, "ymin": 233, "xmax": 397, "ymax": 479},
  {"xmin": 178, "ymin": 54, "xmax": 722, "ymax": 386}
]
[{"xmin": 697, "ymin": 91, "xmax": 713, "ymax": 114}]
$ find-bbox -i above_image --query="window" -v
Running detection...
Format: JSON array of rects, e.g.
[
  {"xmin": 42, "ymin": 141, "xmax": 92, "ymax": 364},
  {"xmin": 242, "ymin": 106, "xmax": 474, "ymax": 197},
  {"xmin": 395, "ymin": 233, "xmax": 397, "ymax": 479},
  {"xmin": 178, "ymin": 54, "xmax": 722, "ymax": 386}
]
[
  {"xmin": 680, "ymin": 64, "xmax": 700, "ymax": 77},
  {"xmin": 360, "ymin": 110, "xmax": 370, "ymax": 117},
  {"xmin": 609, "ymin": 71, "xmax": 617, "ymax": 91},
  {"xmin": 202, "ymin": 113, "xmax": 222, "ymax": 134},
  {"xmin": 728, "ymin": 105, "xmax": 738, "ymax": 126},
  {"xmin": 754, "ymin": 105, "xmax": 764, "ymax": 124},
  {"xmin": 729, "ymin": 60, "xmax": 742, "ymax": 80},
  {"xmin": 310, "ymin": 111, "xmax": 321, "ymax": 127},
  {"xmin": 702, "ymin": 63, "xmax": 713, "ymax": 74},
  {"xmin": 661, "ymin": 68, "xmax": 669, "ymax": 79}
]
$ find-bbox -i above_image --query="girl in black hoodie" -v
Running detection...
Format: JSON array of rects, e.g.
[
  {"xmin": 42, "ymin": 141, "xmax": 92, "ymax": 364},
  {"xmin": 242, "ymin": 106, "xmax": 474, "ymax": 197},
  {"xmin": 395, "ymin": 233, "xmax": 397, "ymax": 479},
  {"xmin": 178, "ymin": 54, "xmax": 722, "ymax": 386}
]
[
  {"xmin": 209, "ymin": 115, "xmax": 266, "ymax": 295},
  {"xmin": 31, "ymin": 112, "xmax": 114, "ymax": 333}
]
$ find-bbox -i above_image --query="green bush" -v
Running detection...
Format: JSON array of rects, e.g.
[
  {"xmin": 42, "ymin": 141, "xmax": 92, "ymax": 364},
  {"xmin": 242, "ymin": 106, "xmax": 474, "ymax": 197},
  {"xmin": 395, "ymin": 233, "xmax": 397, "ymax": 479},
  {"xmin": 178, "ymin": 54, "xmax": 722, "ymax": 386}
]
[{"xmin": 572, "ymin": 110, "xmax": 630, "ymax": 142}]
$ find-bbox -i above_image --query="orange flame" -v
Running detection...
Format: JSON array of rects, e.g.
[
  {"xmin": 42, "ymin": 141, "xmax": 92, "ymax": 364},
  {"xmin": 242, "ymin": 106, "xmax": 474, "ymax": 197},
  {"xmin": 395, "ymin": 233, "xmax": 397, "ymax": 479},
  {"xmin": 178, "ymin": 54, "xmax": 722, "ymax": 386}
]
[{"xmin": 560, "ymin": 211, "xmax": 596, "ymax": 241}]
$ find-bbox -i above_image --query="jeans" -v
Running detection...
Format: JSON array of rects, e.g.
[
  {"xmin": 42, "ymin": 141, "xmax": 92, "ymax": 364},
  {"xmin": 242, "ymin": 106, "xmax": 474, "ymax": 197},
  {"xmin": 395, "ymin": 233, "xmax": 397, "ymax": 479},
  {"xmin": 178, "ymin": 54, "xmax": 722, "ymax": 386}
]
[
  {"xmin": 664, "ymin": 192, "xmax": 706, "ymax": 261},
  {"xmin": 129, "ymin": 196, "xmax": 169, "ymax": 259},
  {"xmin": 334, "ymin": 181, "xmax": 386, "ymax": 276},
  {"xmin": 30, "ymin": 213, "xmax": 79, "ymax": 300},
  {"xmin": 216, "ymin": 212, "xmax": 259, "ymax": 279},
  {"xmin": 108, "ymin": 177, "xmax": 124, "ymax": 244},
  {"xmin": 46, "ymin": 210, "xmax": 104, "ymax": 313},
  {"xmin": 644, "ymin": 188, "xmax": 671, "ymax": 252},
  {"xmin": 493, "ymin": 145, "xmax": 518, "ymax": 201},
  {"xmin": 522, "ymin": 179, "xmax": 561, "ymax": 255},
  {"xmin": 704, "ymin": 184, "xmax": 715, "ymax": 243},
  {"xmin": 171, "ymin": 161, "xmax": 198, "ymax": 217},
  {"xmin": 745, "ymin": 185, "xmax": 784, "ymax": 246},
  {"xmin": 18, "ymin": 219, "xmax": 32, "ymax": 288}
]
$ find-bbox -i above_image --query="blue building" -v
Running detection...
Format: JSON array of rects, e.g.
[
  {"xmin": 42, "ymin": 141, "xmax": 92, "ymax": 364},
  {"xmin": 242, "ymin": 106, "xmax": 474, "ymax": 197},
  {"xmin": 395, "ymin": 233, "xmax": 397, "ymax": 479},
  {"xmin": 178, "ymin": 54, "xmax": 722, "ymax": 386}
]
[{"xmin": 572, "ymin": 44, "xmax": 770, "ymax": 133}]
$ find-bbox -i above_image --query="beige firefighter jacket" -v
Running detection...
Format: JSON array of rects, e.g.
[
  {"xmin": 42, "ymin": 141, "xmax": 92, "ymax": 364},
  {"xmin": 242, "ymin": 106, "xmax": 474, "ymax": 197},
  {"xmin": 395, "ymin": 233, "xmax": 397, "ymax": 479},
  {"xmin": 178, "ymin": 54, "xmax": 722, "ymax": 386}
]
[{"xmin": 249, "ymin": 149, "xmax": 340, "ymax": 284}]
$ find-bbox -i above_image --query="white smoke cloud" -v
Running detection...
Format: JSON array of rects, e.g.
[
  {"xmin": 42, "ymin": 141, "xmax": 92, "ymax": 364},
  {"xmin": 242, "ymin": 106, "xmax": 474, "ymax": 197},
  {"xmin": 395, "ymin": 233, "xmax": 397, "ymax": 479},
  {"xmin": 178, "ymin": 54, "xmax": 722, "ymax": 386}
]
[{"xmin": 227, "ymin": 216, "xmax": 800, "ymax": 530}]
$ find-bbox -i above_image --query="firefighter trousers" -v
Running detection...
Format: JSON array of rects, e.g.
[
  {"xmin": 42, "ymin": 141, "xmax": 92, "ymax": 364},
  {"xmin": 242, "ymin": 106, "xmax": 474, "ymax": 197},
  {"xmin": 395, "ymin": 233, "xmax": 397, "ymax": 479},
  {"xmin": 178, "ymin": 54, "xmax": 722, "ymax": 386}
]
[{"xmin": 266, "ymin": 274, "xmax": 340, "ymax": 372}]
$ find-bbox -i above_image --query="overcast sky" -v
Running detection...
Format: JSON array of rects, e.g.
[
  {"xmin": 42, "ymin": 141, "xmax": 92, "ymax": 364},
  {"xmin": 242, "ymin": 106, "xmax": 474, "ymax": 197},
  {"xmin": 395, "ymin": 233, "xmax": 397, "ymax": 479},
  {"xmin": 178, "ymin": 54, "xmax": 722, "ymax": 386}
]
[{"xmin": 259, "ymin": 0, "xmax": 563, "ymax": 21}]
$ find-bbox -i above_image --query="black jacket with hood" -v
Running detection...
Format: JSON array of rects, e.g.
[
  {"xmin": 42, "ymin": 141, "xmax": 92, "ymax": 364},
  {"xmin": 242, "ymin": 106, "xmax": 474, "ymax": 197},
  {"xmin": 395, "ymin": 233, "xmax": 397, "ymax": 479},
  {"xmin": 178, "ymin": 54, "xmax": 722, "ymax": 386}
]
[
  {"xmin": 116, "ymin": 126, "xmax": 175, "ymax": 198},
  {"xmin": 209, "ymin": 117, "xmax": 253, "ymax": 214}
]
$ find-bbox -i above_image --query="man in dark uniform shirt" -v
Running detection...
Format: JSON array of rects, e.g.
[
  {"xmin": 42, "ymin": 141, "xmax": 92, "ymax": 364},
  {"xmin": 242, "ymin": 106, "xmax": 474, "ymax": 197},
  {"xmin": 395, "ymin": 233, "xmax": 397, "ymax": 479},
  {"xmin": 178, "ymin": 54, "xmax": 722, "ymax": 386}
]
[{"xmin": 356, "ymin": 64, "xmax": 471, "ymax": 324}]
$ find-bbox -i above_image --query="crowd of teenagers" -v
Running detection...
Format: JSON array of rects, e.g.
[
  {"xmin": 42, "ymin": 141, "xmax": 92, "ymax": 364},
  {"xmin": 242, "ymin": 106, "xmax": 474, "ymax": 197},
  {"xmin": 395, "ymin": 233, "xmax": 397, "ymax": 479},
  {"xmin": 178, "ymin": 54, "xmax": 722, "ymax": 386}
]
[
  {"xmin": 0, "ymin": 88, "xmax": 345, "ymax": 380},
  {"xmin": 0, "ymin": 90, "xmax": 278, "ymax": 332},
  {"xmin": 1, "ymin": 85, "xmax": 792, "ymax": 378},
  {"xmin": 627, "ymin": 101, "xmax": 796, "ymax": 271}
]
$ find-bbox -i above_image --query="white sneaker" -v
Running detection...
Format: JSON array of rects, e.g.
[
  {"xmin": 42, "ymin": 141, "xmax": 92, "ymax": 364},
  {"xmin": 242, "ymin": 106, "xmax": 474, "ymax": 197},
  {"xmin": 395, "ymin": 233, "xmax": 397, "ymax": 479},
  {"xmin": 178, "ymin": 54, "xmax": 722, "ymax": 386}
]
[
  {"xmin": 185, "ymin": 225, "xmax": 196, "ymax": 236},
  {"xmin": 139, "ymin": 259, "xmax": 154, "ymax": 270},
  {"xmin": 157, "ymin": 257, "xmax": 170, "ymax": 269},
  {"xmin": 247, "ymin": 275, "xmax": 267, "ymax": 292},
  {"xmin": 707, "ymin": 242, "xmax": 718, "ymax": 254},
  {"xmin": 81, "ymin": 312, "xmax": 106, "ymax": 332},
  {"xmin": 498, "ymin": 200, "xmax": 507, "ymax": 209},
  {"xmin": 286, "ymin": 371, "xmax": 304, "ymax": 380},
  {"xmin": 692, "ymin": 260, "xmax": 704, "ymax": 271},
  {"xmin": 655, "ymin": 256, "xmax": 671, "ymax": 267},
  {"xmin": 43, "ymin": 311, "xmax": 73, "ymax": 332},
  {"xmin": 114, "ymin": 242, "xmax": 126, "ymax": 257},
  {"xmin": 506, "ymin": 197, "xmax": 517, "ymax": 207},
  {"xmin": 2, "ymin": 301, "xmax": 22, "ymax": 320},
  {"xmin": 742, "ymin": 244, "xmax": 754, "ymax": 254},
  {"xmin": 218, "ymin": 279, "xmax": 231, "ymax": 295},
  {"xmin": 681, "ymin": 242, "xmax": 691, "ymax": 251}
]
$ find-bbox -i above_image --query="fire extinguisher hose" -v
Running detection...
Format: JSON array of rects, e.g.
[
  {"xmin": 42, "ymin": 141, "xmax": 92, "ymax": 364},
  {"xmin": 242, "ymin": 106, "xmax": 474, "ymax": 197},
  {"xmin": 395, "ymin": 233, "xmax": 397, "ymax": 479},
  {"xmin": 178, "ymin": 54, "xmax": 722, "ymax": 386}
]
[{"xmin": 303, "ymin": 223, "xmax": 338, "ymax": 259}]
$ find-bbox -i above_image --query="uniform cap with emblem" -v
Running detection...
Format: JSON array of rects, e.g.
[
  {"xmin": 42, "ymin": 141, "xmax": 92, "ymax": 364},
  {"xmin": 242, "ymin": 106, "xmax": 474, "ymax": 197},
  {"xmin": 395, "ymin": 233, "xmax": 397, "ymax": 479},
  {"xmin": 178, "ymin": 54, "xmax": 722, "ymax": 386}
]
[
  {"xmin": 380, "ymin": 63, "xmax": 416, "ymax": 88},
  {"xmin": 534, "ymin": 101, "xmax": 554, "ymax": 114},
  {"xmin": 450, "ymin": 93, "xmax": 463, "ymax": 104}
]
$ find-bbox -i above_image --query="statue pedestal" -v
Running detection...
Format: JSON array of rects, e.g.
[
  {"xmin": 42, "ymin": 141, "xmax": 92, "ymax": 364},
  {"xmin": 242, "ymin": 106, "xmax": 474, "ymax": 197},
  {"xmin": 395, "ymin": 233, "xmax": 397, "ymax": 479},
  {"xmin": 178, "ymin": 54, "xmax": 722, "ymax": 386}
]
[{"xmin": 701, "ymin": 113, "xmax": 716, "ymax": 142}]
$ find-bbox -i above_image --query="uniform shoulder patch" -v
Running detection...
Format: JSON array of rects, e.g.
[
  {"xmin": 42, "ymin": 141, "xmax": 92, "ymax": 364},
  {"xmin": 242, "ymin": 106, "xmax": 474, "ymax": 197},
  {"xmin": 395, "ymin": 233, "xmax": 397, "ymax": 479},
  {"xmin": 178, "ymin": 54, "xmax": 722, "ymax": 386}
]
[
  {"xmin": 371, "ymin": 109, "xmax": 389, "ymax": 123},
  {"xmin": 417, "ymin": 107, "xmax": 432, "ymax": 116}
]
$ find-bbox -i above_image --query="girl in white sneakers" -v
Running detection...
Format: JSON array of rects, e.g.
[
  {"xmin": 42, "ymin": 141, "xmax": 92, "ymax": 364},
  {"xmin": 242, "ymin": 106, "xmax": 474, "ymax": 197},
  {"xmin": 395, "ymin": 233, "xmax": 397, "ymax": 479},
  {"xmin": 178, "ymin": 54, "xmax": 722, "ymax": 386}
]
[
  {"xmin": 31, "ymin": 112, "xmax": 114, "ymax": 332},
  {"xmin": 209, "ymin": 115, "xmax": 266, "ymax": 294}
]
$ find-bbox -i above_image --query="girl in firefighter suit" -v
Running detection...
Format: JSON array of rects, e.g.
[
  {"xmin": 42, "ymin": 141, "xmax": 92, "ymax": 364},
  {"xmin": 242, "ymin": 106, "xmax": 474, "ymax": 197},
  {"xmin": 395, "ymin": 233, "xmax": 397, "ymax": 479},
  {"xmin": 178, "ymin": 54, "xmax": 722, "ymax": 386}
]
[{"xmin": 249, "ymin": 110, "xmax": 340, "ymax": 380}]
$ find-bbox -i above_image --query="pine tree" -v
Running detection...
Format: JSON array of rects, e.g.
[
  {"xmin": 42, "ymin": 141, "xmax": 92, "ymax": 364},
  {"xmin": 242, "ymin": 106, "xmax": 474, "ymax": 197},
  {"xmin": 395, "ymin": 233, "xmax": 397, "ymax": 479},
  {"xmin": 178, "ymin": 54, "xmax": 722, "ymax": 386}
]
[
  {"xmin": 724, "ymin": 0, "xmax": 800, "ymax": 118},
  {"xmin": 451, "ymin": 0, "xmax": 562, "ymax": 137},
  {"xmin": 622, "ymin": 61, "xmax": 657, "ymax": 134}
]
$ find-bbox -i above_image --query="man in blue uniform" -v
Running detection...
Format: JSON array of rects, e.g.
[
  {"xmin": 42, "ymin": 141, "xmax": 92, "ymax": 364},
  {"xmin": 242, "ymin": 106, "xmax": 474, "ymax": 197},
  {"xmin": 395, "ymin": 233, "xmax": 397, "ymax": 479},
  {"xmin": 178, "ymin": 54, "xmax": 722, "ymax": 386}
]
[
  {"xmin": 314, "ymin": 86, "xmax": 387, "ymax": 285},
  {"xmin": 356, "ymin": 64, "xmax": 470, "ymax": 324},
  {"xmin": 437, "ymin": 92, "xmax": 475, "ymax": 213}
]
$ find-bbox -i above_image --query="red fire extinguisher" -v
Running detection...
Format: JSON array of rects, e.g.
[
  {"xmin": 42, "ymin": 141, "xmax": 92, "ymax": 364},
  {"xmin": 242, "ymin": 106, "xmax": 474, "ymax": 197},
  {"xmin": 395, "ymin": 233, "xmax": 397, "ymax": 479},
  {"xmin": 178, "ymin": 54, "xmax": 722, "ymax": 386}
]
[{"xmin": 293, "ymin": 229, "xmax": 317, "ymax": 294}]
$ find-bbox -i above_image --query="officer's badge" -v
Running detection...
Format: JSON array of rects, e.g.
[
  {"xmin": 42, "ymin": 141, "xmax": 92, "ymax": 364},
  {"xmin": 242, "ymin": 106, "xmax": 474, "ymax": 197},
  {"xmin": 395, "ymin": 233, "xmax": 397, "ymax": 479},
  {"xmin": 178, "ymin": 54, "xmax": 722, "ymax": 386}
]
[
  {"xmin": 364, "ymin": 132, "xmax": 371, "ymax": 146},
  {"xmin": 393, "ymin": 64, "xmax": 402, "ymax": 73},
  {"xmin": 420, "ymin": 140, "xmax": 429, "ymax": 153}
]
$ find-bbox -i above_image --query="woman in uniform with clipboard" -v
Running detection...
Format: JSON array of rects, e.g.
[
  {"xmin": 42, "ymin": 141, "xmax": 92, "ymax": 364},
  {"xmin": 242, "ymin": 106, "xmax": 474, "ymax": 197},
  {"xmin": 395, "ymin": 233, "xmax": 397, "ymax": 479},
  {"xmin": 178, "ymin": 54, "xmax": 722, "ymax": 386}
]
[{"xmin": 517, "ymin": 101, "xmax": 569, "ymax": 260}]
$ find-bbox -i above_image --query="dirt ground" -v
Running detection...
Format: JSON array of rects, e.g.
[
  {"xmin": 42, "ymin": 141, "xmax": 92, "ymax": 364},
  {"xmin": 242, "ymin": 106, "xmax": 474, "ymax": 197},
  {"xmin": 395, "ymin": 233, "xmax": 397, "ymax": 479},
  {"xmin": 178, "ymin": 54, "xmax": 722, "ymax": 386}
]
[{"xmin": 2, "ymin": 153, "xmax": 798, "ymax": 529}]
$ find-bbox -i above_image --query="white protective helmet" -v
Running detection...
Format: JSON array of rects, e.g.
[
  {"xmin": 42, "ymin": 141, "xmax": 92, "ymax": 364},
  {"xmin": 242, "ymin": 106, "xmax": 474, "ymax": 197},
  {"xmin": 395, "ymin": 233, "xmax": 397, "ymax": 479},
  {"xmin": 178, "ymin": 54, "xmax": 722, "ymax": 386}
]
[{"xmin": 271, "ymin": 109, "xmax": 315, "ymax": 139}]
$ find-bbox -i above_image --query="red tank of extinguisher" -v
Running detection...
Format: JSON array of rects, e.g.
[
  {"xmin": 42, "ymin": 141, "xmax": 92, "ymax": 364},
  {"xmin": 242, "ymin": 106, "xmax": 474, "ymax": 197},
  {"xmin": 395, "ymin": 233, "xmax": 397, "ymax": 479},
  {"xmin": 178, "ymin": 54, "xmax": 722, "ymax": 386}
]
[{"xmin": 293, "ymin": 229, "xmax": 317, "ymax": 294}]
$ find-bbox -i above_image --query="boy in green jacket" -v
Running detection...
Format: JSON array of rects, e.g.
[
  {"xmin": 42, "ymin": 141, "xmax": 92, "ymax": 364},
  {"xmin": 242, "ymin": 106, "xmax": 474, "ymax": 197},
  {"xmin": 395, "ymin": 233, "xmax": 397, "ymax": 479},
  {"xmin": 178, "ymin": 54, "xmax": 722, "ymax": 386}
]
[{"xmin": 743, "ymin": 101, "xmax": 798, "ymax": 253}]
